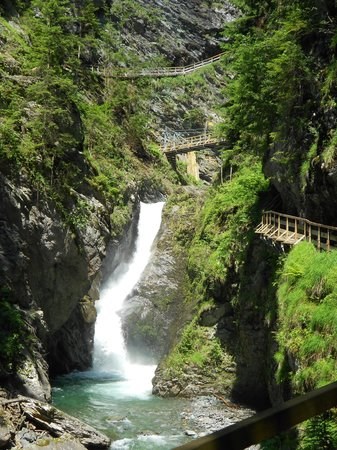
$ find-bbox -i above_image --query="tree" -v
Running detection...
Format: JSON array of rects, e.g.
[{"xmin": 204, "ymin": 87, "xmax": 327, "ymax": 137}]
[{"xmin": 24, "ymin": 0, "xmax": 78, "ymax": 73}]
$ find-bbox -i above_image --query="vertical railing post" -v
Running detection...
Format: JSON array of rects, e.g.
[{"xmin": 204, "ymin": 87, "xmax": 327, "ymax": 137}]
[
  {"xmin": 295, "ymin": 218, "xmax": 298, "ymax": 240},
  {"xmin": 309, "ymin": 223, "xmax": 312, "ymax": 243},
  {"xmin": 327, "ymin": 228, "xmax": 330, "ymax": 252},
  {"xmin": 278, "ymin": 214, "xmax": 281, "ymax": 237},
  {"xmin": 318, "ymin": 226, "xmax": 321, "ymax": 250},
  {"xmin": 304, "ymin": 221, "xmax": 307, "ymax": 241}
]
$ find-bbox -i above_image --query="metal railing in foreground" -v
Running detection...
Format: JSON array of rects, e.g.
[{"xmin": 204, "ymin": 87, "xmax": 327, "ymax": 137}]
[{"xmin": 173, "ymin": 381, "xmax": 337, "ymax": 450}]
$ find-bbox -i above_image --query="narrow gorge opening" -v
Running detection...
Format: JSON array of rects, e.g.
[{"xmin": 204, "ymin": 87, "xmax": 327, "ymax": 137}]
[{"xmin": 52, "ymin": 202, "xmax": 192, "ymax": 449}]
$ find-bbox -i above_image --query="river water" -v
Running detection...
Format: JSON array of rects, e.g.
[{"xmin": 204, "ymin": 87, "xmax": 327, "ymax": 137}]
[{"xmin": 53, "ymin": 202, "xmax": 192, "ymax": 449}]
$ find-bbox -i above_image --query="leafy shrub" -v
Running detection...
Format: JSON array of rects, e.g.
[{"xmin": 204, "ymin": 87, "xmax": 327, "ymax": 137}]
[
  {"xmin": 0, "ymin": 296, "xmax": 26, "ymax": 376},
  {"xmin": 188, "ymin": 158, "xmax": 268, "ymax": 294},
  {"xmin": 276, "ymin": 242, "xmax": 337, "ymax": 391},
  {"xmin": 299, "ymin": 412, "xmax": 337, "ymax": 450}
]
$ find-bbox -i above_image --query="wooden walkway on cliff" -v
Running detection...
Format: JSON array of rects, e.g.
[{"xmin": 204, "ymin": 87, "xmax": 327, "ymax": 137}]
[
  {"xmin": 104, "ymin": 53, "xmax": 224, "ymax": 79},
  {"xmin": 256, "ymin": 210, "xmax": 337, "ymax": 250},
  {"xmin": 161, "ymin": 131, "xmax": 226, "ymax": 157}
]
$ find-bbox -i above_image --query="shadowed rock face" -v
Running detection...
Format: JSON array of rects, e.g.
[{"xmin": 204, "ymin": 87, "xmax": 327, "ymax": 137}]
[
  {"xmin": 0, "ymin": 171, "xmax": 112, "ymax": 396},
  {"xmin": 113, "ymin": 0, "xmax": 237, "ymax": 64}
]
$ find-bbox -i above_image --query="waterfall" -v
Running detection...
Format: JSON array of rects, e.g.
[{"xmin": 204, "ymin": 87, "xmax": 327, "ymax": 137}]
[{"xmin": 92, "ymin": 201, "xmax": 165, "ymax": 393}]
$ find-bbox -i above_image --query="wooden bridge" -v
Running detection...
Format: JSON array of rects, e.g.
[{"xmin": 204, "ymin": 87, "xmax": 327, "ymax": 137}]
[
  {"xmin": 256, "ymin": 210, "xmax": 337, "ymax": 250},
  {"xmin": 104, "ymin": 53, "xmax": 224, "ymax": 79},
  {"xmin": 161, "ymin": 132, "xmax": 226, "ymax": 156}
]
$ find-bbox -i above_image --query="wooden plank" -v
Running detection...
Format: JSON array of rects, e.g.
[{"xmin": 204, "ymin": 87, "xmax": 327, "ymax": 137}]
[
  {"xmin": 294, "ymin": 235, "xmax": 306, "ymax": 245},
  {"xmin": 257, "ymin": 211, "xmax": 337, "ymax": 250},
  {"xmin": 328, "ymin": 230, "xmax": 330, "ymax": 251},
  {"xmin": 265, "ymin": 228, "xmax": 280, "ymax": 239},
  {"xmin": 281, "ymin": 232, "xmax": 296, "ymax": 243},
  {"xmin": 283, "ymin": 233, "xmax": 305, "ymax": 245},
  {"xmin": 274, "ymin": 230, "xmax": 289, "ymax": 241},
  {"xmin": 173, "ymin": 382, "xmax": 337, "ymax": 450},
  {"xmin": 256, "ymin": 224, "xmax": 275, "ymax": 234}
]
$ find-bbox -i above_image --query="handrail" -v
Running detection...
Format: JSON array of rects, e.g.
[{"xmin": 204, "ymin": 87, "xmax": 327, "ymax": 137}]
[
  {"xmin": 256, "ymin": 210, "xmax": 337, "ymax": 250},
  {"xmin": 104, "ymin": 52, "xmax": 225, "ymax": 79},
  {"xmin": 173, "ymin": 381, "xmax": 337, "ymax": 450},
  {"xmin": 262, "ymin": 210, "xmax": 337, "ymax": 231},
  {"xmin": 161, "ymin": 132, "xmax": 225, "ymax": 155}
]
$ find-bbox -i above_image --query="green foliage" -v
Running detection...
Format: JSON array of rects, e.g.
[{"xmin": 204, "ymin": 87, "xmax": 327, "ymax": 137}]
[
  {"xmin": 24, "ymin": 0, "xmax": 78, "ymax": 72},
  {"xmin": 221, "ymin": 4, "xmax": 314, "ymax": 158},
  {"xmin": 110, "ymin": 0, "xmax": 161, "ymax": 28},
  {"xmin": 276, "ymin": 242, "xmax": 337, "ymax": 391},
  {"xmin": 299, "ymin": 412, "xmax": 337, "ymax": 450},
  {"xmin": 164, "ymin": 319, "xmax": 233, "ymax": 377},
  {"xmin": 188, "ymin": 158, "xmax": 268, "ymax": 295},
  {"xmin": 261, "ymin": 430, "xmax": 298, "ymax": 450},
  {"xmin": 0, "ymin": 4, "xmax": 177, "ymax": 239},
  {"xmin": 321, "ymin": 127, "xmax": 337, "ymax": 169},
  {"xmin": 0, "ymin": 293, "xmax": 26, "ymax": 376},
  {"xmin": 109, "ymin": 204, "xmax": 133, "ymax": 239}
]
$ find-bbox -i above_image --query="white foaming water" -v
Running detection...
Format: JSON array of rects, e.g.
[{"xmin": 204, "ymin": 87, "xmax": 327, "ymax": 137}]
[{"xmin": 92, "ymin": 202, "xmax": 165, "ymax": 394}]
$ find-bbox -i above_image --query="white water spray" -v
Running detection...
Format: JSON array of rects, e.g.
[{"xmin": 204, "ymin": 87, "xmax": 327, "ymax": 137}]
[{"xmin": 92, "ymin": 202, "xmax": 165, "ymax": 394}]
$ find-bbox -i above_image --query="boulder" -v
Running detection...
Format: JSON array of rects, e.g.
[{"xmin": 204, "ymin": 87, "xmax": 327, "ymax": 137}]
[{"xmin": 0, "ymin": 397, "xmax": 110, "ymax": 450}]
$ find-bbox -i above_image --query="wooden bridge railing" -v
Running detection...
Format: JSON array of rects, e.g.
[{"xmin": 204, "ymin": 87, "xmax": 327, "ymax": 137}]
[
  {"xmin": 173, "ymin": 381, "xmax": 337, "ymax": 450},
  {"xmin": 104, "ymin": 53, "xmax": 224, "ymax": 79},
  {"xmin": 161, "ymin": 132, "xmax": 225, "ymax": 155},
  {"xmin": 256, "ymin": 210, "xmax": 337, "ymax": 250}
]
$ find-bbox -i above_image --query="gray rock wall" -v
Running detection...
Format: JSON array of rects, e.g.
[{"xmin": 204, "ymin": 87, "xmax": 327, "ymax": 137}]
[
  {"xmin": 0, "ymin": 172, "xmax": 115, "ymax": 396},
  {"xmin": 121, "ymin": 187, "xmax": 206, "ymax": 364},
  {"xmin": 113, "ymin": 0, "xmax": 237, "ymax": 64}
]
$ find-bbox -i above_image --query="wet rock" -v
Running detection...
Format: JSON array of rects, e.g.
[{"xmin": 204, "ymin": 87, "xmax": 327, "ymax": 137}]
[
  {"xmin": 25, "ymin": 438, "xmax": 87, "ymax": 450},
  {"xmin": 0, "ymin": 418, "xmax": 11, "ymax": 448},
  {"xmin": 0, "ymin": 397, "xmax": 110, "ymax": 450},
  {"xmin": 0, "ymin": 169, "xmax": 114, "ymax": 390},
  {"xmin": 185, "ymin": 430, "xmax": 197, "ymax": 437},
  {"xmin": 122, "ymin": 189, "xmax": 207, "ymax": 363},
  {"xmin": 17, "ymin": 427, "xmax": 36, "ymax": 447},
  {"xmin": 181, "ymin": 396, "xmax": 257, "ymax": 441},
  {"xmin": 199, "ymin": 304, "xmax": 233, "ymax": 327}
]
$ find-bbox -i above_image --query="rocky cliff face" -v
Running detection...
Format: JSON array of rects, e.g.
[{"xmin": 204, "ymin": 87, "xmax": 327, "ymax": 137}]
[
  {"xmin": 113, "ymin": 0, "xmax": 237, "ymax": 64},
  {"xmin": 0, "ymin": 172, "xmax": 115, "ymax": 398},
  {"xmin": 150, "ymin": 235, "xmax": 276, "ymax": 408},
  {"xmin": 0, "ymin": 167, "xmax": 145, "ymax": 402},
  {"xmin": 121, "ymin": 187, "xmax": 206, "ymax": 363},
  {"xmin": 112, "ymin": 0, "xmax": 236, "ymax": 181}
]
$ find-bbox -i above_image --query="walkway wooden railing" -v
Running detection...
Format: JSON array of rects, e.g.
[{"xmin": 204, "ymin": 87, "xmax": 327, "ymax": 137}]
[
  {"xmin": 173, "ymin": 381, "xmax": 337, "ymax": 450},
  {"xmin": 104, "ymin": 53, "xmax": 224, "ymax": 79},
  {"xmin": 161, "ymin": 132, "xmax": 226, "ymax": 156},
  {"xmin": 256, "ymin": 210, "xmax": 337, "ymax": 250}
]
